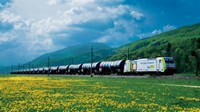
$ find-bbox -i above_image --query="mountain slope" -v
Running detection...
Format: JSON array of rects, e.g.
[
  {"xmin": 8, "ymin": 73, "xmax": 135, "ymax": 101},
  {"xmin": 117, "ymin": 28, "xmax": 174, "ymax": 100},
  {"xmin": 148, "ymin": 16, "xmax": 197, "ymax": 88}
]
[
  {"xmin": 6, "ymin": 23, "xmax": 200, "ymax": 74},
  {"xmin": 30, "ymin": 43, "xmax": 114, "ymax": 67},
  {"xmin": 109, "ymin": 23, "xmax": 200, "ymax": 73}
]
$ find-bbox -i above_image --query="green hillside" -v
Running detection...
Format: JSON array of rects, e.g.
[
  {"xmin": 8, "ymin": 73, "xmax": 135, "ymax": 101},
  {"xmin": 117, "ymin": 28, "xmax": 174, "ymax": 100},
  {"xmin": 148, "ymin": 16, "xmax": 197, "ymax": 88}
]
[
  {"xmin": 109, "ymin": 23, "xmax": 200, "ymax": 73},
  {"xmin": 3, "ymin": 23, "xmax": 200, "ymax": 74},
  {"xmin": 30, "ymin": 43, "xmax": 114, "ymax": 67}
]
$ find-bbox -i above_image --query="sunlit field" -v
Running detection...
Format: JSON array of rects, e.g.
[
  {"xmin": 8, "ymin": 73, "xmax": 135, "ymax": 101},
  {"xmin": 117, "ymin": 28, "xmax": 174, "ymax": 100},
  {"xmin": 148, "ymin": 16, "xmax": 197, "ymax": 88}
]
[{"xmin": 0, "ymin": 75, "xmax": 200, "ymax": 111}]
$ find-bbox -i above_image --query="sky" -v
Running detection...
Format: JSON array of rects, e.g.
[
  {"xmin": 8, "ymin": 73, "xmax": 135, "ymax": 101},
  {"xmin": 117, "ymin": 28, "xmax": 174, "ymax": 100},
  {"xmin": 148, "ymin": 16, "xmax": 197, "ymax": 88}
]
[{"xmin": 0, "ymin": 0, "xmax": 200, "ymax": 66}]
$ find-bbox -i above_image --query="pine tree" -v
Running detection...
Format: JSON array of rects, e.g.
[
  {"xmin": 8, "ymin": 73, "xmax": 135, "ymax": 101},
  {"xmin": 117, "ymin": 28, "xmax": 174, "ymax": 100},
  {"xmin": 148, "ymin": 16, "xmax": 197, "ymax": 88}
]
[{"xmin": 166, "ymin": 42, "xmax": 171, "ymax": 57}]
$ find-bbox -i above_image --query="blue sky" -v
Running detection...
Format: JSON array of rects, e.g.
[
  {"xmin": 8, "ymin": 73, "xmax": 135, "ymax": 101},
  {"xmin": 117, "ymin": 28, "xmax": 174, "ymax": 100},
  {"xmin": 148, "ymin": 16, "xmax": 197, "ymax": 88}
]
[{"xmin": 0, "ymin": 0, "xmax": 200, "ymax": 66}]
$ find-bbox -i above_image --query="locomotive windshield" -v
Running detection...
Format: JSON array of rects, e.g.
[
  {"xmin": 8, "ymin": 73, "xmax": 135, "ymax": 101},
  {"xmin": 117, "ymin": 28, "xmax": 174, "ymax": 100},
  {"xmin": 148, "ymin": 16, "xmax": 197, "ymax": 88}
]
[
  {"xmin": 165, "ymin": 60, "xmax": 174, "ymax": 63},
  {"xmin": 164, "ymin": 57, "xmax": 174, "ymax": 63}
]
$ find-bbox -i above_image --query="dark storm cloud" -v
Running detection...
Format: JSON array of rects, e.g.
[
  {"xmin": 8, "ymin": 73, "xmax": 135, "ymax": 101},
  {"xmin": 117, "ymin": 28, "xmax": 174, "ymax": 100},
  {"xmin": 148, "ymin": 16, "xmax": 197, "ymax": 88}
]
[
  {"xmin": 51, "ymin": 26, "xmax": 104, "ymax": 47},
  {"xmin": 130, "ymin": 0, "xmax": 200, "ymax": 28},
  {"xmin": 72, "ymin": 20, "xmax": 114, "ymax": 32},
  {"xmin": 0, "ymin": 38, "xmax": 18, "ymax": 51}
]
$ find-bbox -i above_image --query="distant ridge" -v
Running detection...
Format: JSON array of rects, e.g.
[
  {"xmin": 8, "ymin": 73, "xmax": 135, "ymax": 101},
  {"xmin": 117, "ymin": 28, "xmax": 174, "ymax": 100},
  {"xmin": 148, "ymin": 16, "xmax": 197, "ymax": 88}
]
[{"xmin": 30, "ymin": 43, "xmax": 114, "ymax": 67}]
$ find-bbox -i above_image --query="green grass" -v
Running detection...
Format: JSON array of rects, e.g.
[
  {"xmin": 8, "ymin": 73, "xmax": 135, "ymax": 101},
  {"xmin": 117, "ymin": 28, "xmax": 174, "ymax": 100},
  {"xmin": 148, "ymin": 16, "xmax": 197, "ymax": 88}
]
[
  {"xmin": 0, "ymin": 75, "xmax": 200, "ymax": 111},
  {"xmin": 0, "ymin": 74, "xmax": 13, "ymax": 77}
]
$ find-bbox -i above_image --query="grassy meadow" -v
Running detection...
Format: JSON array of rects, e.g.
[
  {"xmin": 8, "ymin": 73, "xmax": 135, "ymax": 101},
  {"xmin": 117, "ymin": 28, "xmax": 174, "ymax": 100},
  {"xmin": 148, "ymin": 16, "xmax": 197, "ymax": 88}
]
[{"xmin": 0, "ymin": 75, "xmax": 200, "ymax": 111}]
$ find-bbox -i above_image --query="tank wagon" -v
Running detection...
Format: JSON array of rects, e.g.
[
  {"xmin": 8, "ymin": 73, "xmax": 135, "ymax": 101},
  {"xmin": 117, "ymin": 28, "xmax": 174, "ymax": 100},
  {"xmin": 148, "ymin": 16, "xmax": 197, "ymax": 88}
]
[
  {"xmin": 92, "ymin": 62, "xmax": 101, "ymax": 74},
  {"xmin": 42, "ymin": 67, "xmax": 49, "ymax": 74},
  {"xmin": 11, "ymin": 57, "xmax": 176, "ymax": 75},
  {"xmin": 110, "ymin": 60, "xmax": 125, "ymax": 74},
  {"xmin": 54, "ymin": 65, "xmax": 69, "ymax": 75},
  {"xmin": 37, "ymin": 68, "xmax": 44, "ymax": 74},
  {"xmin": 81, "ymin": 63, "xmax": 91, "ymax": 75},
  {"xmin": 99, "ymin": 61, "xmax": 112, "ymax": 75},
  {"xmin": 49, "ymin": 66, "xmax": 59, "ymax": 74},
  {"xmin": 29, "ymin": 69, "xmax": 34, "ymax": 74},
  {"xmin": 81, "ymin": 62, "xmax": 101, "ymax": 75},
  {"xmin": 32, "ymin": 68, "xmax": 38, "ymax": 74},
  {"xmin": 68, "ymin": 64, "xmax": 83, "ymax": 75},
  {"xmin": 23, "ymin": 69, "xmax": 29, "ymax": 74},
  {"xmin": 99, "ymin": 60, "xmax": 125, "ymax": 75}
]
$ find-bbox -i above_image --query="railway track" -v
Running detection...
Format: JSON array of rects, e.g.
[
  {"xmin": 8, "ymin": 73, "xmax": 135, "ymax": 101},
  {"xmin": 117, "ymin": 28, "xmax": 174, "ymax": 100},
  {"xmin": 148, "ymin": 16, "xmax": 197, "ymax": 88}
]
[{"xmin": 23, "ymin": 74, "xmax": 200, "ymax": 79}]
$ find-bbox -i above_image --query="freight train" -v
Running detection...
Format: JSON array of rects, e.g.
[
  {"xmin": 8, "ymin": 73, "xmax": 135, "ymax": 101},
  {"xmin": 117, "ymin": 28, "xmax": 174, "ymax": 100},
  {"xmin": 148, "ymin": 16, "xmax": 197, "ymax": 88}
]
[{"xmin": 10, "ymin": 57, "xmax": 176, "ymax": 75}]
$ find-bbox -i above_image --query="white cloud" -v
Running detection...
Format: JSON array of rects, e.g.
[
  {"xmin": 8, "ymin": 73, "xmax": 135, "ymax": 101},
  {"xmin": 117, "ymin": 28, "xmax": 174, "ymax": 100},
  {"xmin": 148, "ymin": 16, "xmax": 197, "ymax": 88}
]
[
  {"xmin": 131, "ymin": 11, "xmax": 144, "ymax": 20},
  {"xmin": 0, "ymin": 11, "xmax": 26, "ymax": 46},
  {"xmin": 47, "ymin": 0, "xmax": 95, "ymax": 6},
  {"xmin": 27, "ymin": 37, "xmax": 54, "ymax": 53},
  {"xmin": 0, "ymin": 10, "xmax": 22, "ymax": 23},
  {"xmin": 47, "ymin": 0, "xmax": 59, "ymax": 5},
  {"xmin": 0, "ymin": 10, "xmax": 58, "ymax": 61},
  {"xmin": 24, "ymin": 1, "xmax": 139, "ymax": 43},
  {"xmin": 138, "ymin": 25, "xmax": 176, "ymax": 39},
  {"xmin": 0, "ymin": 0, "xmax": 146, "ymax": 65},
  {"xmin": 163, "ymin": 25, "xmax": 176, "ymax": 32},
  {"xmin": 95, "ymin": 19, "xmax": 137, "ymax": 46},
  {"xmin": 0, "ymin": 32, "xmax": 14, "ymax": 44},
  {"xmin": 95, "ymin": 35, "xmax": 110, "ymax": 43},
  {"xmin": 25, "ymin": 1, "xmax": 133, "ymax": 36},
  {"xmin": 151, "ymin": 29, "xmax": 162, "ymax": 35}
]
